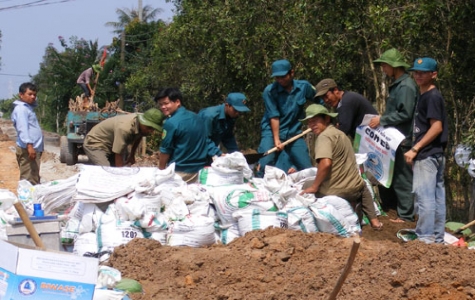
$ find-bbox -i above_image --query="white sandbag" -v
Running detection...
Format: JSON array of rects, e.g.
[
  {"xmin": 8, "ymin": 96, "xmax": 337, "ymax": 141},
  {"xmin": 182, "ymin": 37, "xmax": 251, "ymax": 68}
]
[
  {"xmin": 286, "ymin": 206, "xmax": 319, "ymax": 233},
  {"xmin": 215, "ymin": 222, "xmax": 240, "ymax": 245},
  {"xmin": 96, "ymin": 266, "xmax": 122, "ymax": 289},
  {"xmin": 186, "ymin": 184, "xmax": 216, "ymax": 219},
  {"xmin": 35, "ymin": 174, "xmax": 79, "ymax": 214},
  {"xmin": 73, "ymin": 232, "xmax": 98, "ymax": 257},
  {"xmin": 139, "ymin": 212, "xmax": 168, "ymax": 230},
  {"xmin": 93, "ymin": 288, "xmax": 126, "ymax": 300},
  {"xmin": 199, "ymin": 166, "xmax": 244, "ymax": 186},
  {"xmin": 455, "ymin": 144, "xmax": 472, "ymax": 168},
  {"xmin": 115, "ymin": 196, "xmax": 144, "ymax": 221},
  {"xmin": 262, "ymin": 166, "xmax": 299, "ymax": 209},
  {"xmin": 211, "ymin": 152, "xmax": 253, "ymax": 180},
  {"xmin": 17, "ymin": 179, "xmax": 35, "ymax": 215},
  {"xmin": 167, "ymin": 215, "xmax": 216, "ymax": 247},
  {"xmin": 0, "ymin": 210, "xmax": 8, "ymax": 241},
  {"xmin": 68, "ymin": 201, "xmax": 104, "ymax": 234},
  {"xmin": 263, "ymin": 165, "xmax": 288, "ymax": 193},
  {"xmin": 134, "ymin": 177, "xmax": 156, "ymax": 194},
  {"xmin": 320, "ymin": 196, "xmax": 361, "ymax": 234},
  {"xmin": 288, "ymin": 167, "xmax": 318, "ymax": 183},
  {"xmin": 309, "ymin": 200, "xmax": 356, "ymax": 237},
  {"xmin": 97, "ymin": 204, "xmax": 144, "ymax": 252},
  {"xmin": 147, "ymin": 229, "xmax": 168, "ymax": 245},
  {"xmin": 160, "ymin": 188, "xmax": 191, "ymax": 221},
  {"xmin": 233, "ymin": 209, "xmax": 288, "ymax": 236},
  {"xmin": 153, "ymin": 163, "xmax": 187, "ymax": 192},
  {"xmin": 61, "ymin": 217, "xmax": 80, "ymax": 244},
  {"xmin": 136, "ymin": 192, "xmax": 161, "ymax": 214},
  {"xmin": 208, "ymin": 183, "xmax": 275, "ymax": 226},
  {"xmin": 0, "ymin": 189, "xmax": 16, "ymax": 211}
]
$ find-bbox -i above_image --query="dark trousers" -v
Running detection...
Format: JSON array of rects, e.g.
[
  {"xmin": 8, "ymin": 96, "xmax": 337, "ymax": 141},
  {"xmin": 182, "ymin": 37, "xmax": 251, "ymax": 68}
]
[{"xmin": 379, "ymin": 145, "xmax": 414, "ymax": 221}]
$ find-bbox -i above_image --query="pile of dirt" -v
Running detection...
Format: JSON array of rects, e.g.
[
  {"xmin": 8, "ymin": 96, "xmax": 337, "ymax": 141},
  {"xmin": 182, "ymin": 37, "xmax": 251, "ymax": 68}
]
[
  {"xmin": 2, "ymin": 117, "xmax": 474, "ymax": 299},
  {"xmin": 107, "ymin": 222, "xmax": 475, "ymax": 300}
]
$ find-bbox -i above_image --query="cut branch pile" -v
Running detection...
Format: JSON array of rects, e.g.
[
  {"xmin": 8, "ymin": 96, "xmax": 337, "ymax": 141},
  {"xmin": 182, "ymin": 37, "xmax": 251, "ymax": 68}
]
[{"xmin": 68, "ymin": 95, "xmax": 99, "ymax": 112}]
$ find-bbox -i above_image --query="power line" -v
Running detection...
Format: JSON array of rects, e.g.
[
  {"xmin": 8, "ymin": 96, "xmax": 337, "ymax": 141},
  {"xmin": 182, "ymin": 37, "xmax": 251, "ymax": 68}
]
[
  {"xmin": 0, "ymin": 73, "xmax": 31, "ymax": 77},
  {"xmin": 0, "ymin": 0, "xmax": 75, "ymax": 12}
]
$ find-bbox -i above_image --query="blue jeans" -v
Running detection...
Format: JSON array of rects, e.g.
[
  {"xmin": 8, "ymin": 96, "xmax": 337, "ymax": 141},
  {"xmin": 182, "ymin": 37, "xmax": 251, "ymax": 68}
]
[{"xmin": 413, "ymin": 154, "xmax": 446, "ymax": 244}]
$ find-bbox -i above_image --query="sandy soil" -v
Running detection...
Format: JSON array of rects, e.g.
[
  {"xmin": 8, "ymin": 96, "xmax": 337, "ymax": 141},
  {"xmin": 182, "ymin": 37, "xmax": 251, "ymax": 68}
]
[{"xmin": 1, "ymin": 118, "xmax": 474, "ymax": 300}]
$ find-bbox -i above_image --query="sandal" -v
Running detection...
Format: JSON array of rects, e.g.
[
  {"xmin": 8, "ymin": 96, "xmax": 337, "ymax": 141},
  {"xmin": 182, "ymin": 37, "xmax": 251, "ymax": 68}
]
[{"xmin": 371, "ymin": 222, "xmax": 384, "ymax": 231}]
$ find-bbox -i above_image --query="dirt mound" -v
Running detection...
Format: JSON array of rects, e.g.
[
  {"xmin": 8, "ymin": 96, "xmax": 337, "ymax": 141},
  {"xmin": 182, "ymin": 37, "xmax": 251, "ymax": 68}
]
[{"xmin": 106, "ymin": 222, "xmax": 475, "ymax": 300}]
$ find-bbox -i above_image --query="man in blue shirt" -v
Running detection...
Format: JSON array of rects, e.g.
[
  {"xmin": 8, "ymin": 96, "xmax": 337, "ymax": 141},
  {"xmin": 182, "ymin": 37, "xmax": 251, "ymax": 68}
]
[
  {"xmin": 11, "ymin": 82, "xmax": 44, "ymax": 185},
  {"xmin": 198, "ymin": 92, "xmax": 250, "ymax": 153},
  {"xmin": 155, "ymin": 88, "xmax": 220, "ymax": 183},
  {"xmin": 256, "ymin": 59, "xmax": 316, "ymax": 177}
]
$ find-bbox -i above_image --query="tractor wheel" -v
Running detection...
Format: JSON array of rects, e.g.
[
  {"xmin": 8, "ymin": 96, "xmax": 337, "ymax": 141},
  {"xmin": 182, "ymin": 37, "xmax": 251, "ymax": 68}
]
[
  {"xmin": 65, "ymin": 142, "xmax": 78, "ymax": 166},
  {"xmin": 59, "ymin": 136, "xmax": 68, "ymax": 163}
]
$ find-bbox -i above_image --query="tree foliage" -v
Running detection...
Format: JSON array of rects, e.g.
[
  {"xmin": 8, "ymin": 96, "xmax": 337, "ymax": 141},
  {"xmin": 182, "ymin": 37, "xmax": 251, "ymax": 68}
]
[{"xmin": 22, "ymin": 0, "xmax": 475, "ymax": 220}]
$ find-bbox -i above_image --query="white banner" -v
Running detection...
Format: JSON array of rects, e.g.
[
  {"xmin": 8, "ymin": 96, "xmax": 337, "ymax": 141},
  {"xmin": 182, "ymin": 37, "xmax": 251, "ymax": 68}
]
[{"xmin": 353, "ymin": 124, "xmax": 405, "ymax": 188}]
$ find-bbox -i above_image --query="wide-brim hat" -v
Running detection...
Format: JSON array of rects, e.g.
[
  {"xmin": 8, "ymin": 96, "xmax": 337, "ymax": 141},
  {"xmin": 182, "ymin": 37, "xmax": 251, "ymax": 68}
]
[
  {"xmin": 92, "ymin": 64, "xmax": 102, "ymax": 73},
  {"xmin": 138, "ymin": 108, "xmax": 165, "ymax": 131},
  {"xmin": 373, "ymin": 48, "xmax": 410, "ymax": 69},
  {"xmin": 299, "ymin": 104, "xmax": 338, "ymax": 123}
]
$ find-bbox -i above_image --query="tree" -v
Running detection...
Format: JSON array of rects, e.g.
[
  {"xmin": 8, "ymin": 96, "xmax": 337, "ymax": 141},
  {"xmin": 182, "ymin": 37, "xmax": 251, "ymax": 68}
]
[
  {"xmin": 105, "ymin": 5, "xmax": 163, "ymax": 33},
  {"xmin": 33, "ymin": 36, "xmax": 101, "ymax": 132}
]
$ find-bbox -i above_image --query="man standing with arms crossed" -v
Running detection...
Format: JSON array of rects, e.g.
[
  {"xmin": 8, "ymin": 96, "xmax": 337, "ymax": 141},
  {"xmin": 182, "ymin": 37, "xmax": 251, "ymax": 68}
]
[
  {"xmin": 404, "ymin": 57, "xmax": 448, "ymax": 244},
  {"xmin": 369, "ymin": 49, "xmax": 417, "ymax": 223},
  {"xmin": 257, "ymin": 59, "xmax": 316, "ymax": 177}
]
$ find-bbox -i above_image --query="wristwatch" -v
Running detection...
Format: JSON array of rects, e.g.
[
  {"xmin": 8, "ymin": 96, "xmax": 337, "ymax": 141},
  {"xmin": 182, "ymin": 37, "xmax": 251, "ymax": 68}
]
[{"xmin": 411, "ymin": 147, "xmax": 418, "ymax": 153}]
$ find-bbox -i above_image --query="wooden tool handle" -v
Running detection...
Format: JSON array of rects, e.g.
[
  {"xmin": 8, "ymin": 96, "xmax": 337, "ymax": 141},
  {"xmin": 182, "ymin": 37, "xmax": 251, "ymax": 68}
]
[
  {"xmin": 14, "ymin": 202, "xmax": 45, "ymax": 249},
  {"xmin": 455, "ymin": 219, "xmax": 475, "ymax": 233},
  {"xmin": 328, "ymin": 236, "xmax": 360, "ymax": 300},
  {"xmin": 264, "ymin": 128, "xmax": 312, "ymax": 156}
]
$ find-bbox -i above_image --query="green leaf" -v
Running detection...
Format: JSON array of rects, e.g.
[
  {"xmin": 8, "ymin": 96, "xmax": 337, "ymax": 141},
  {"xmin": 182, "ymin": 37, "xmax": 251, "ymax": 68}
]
[{"xmin": 115, "ymin": 278, "xmax": 143, "ymax": 293}]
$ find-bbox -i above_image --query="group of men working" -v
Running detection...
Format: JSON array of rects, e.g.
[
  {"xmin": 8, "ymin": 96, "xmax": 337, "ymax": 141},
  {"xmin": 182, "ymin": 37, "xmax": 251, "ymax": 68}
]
[{"xmin": 12, "ymin": 48, "xmax": 447, "ymax": 243}]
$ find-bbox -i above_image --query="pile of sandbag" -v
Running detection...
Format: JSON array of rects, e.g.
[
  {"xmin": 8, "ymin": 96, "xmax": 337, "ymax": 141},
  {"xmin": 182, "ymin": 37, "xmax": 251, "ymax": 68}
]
[
  {"xmin": 1, "ymin": 152, "xmax": 375, "ymax": 259},
  {"xmin": 52, "ymin": 152, "xmax": 368, "ymax": 260}
]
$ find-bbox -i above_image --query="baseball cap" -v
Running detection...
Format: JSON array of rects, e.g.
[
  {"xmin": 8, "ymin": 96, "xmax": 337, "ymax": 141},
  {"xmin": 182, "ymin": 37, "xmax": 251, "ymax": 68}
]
[
  {"xmin": 138, "ymin": 108, "xmax": 165, "ymax": 131},
  {"xmin": 373, "ymin": 48, "xmax": 410, "ymax": 69},
  {"xmin": 315, "ymin": 78, "xmax": 338, "ymax": 97},
  {"xmin": 299, "ymin": 104, "xmax": 338, "ymax": 123},
  {"xmin": 408, "ymin": 57, "xmax": 437, "ymax": 72},
  {"xmin": 271, "ymin": 59, "xmax": 292, "ymax": 77},
  {"xmin": 226, "ymin": 93, "xmax": 250, "ymax": 112}
]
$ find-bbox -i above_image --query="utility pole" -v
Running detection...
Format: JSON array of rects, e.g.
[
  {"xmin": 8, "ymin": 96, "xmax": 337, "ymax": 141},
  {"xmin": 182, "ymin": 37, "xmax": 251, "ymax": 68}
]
[
  {"xmin": 119, "ymin": 29, "xmax": 125, "ymax": 109},
  {"xmin": 138, "ymin": 0, "xmax": 143, "ymax": 22}
]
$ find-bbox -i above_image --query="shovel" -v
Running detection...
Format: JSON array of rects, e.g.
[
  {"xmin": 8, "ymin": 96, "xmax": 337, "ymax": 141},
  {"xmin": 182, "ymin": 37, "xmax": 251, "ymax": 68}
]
[{"xmin": 244, "ymin": 128, "xmax": 312, "ymax": 164}]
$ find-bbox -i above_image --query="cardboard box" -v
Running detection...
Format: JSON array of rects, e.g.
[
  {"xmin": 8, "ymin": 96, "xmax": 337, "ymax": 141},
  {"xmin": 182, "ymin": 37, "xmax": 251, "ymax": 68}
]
[{"xmin": 0, "ymin": 239, "xmax": 98, "ymax": 299}]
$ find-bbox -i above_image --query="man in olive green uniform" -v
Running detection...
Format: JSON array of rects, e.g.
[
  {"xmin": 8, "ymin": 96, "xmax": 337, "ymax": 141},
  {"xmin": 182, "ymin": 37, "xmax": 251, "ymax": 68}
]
[
  {"xmin": 369, "ymin": 48, "xmax": 418, "ymax": 223},
  {"xmin": 84, "ymin": 108, "xmax": 164, "ymax": 167},
  {"xmin": 301, "ymin": 104, "xmax": 383, "ymax": 230}
]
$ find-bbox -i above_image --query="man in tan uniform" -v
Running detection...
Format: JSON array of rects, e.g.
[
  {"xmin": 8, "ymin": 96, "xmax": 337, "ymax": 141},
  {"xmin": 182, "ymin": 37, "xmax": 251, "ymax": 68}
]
[
  {"xmin": 84, "ymin": 108, "xmax": 164, "ymax": 167},
  {"xmin": 300, "ymin": 104, "xmax": 383, "ymax": 230}
]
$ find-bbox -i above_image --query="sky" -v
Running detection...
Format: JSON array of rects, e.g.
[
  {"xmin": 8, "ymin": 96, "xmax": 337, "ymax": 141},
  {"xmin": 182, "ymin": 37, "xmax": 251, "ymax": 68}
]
[{"xmin": 0, "ymin": 0, "xmax": 175, "ymax": 100}]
